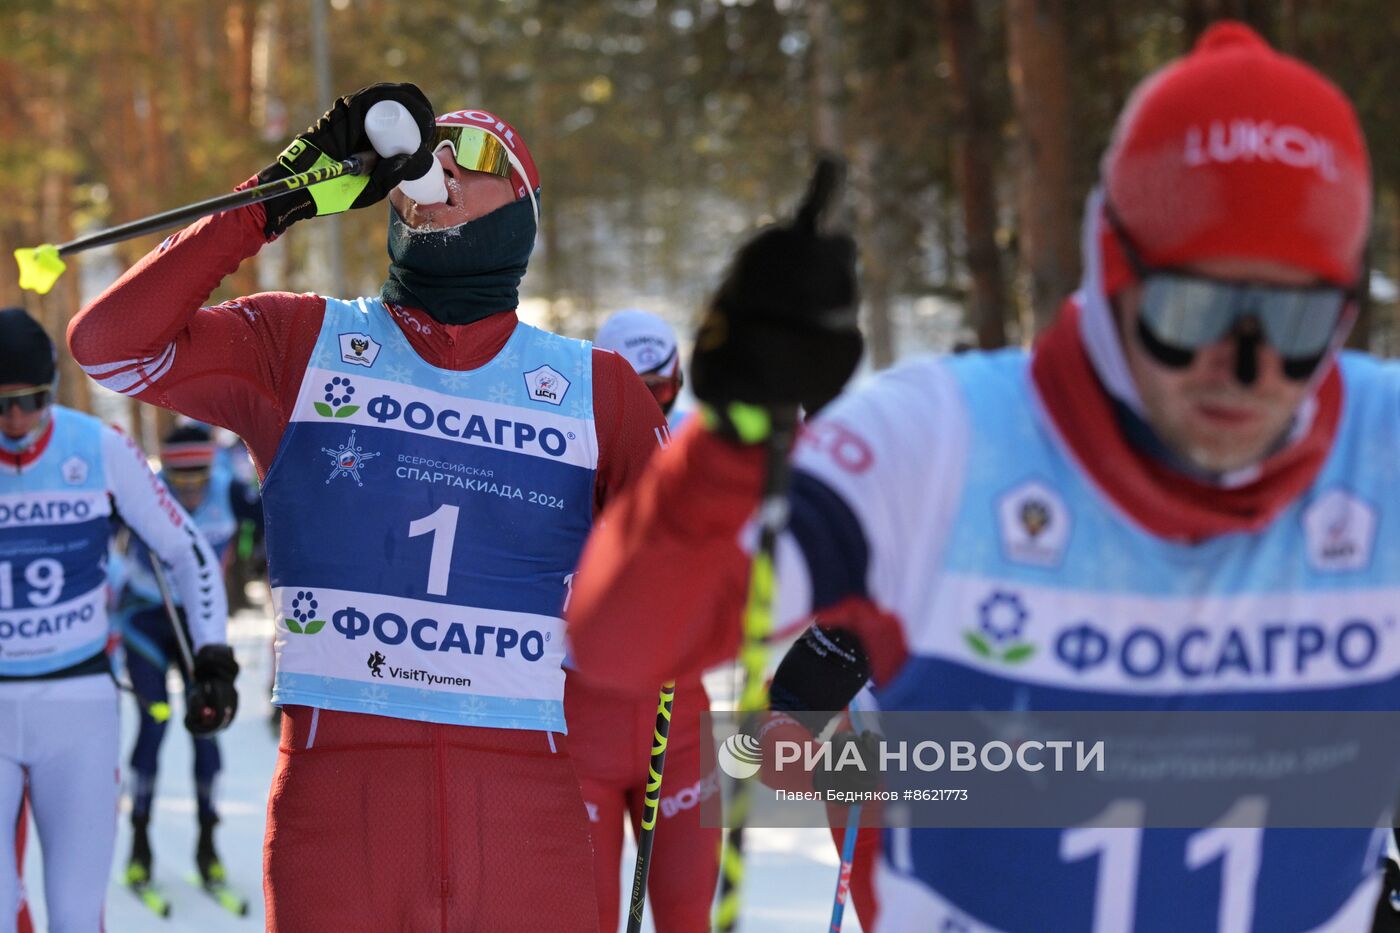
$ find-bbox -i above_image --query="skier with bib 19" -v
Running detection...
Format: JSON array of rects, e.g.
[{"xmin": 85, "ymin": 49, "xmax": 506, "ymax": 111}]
[
  {"xmin": 0, "ymin": 306, "xmax": 235, "ymax": 931},
  {"xmin": 568, "ymin": 23, "xmax": 1400, "ymax": 931},
  {"xmin": 69, "ymin": 83, "xmax": 666, "ymax": 929}
]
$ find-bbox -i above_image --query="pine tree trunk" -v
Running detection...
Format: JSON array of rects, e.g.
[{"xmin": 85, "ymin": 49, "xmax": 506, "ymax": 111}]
[
  {"xmin": 936, "ymin": 0, "xmax": 1008, "ymax": 348},
  {"xmin": 1006, "ymin": 0, "xmax": 1078, "ymax": 334}
]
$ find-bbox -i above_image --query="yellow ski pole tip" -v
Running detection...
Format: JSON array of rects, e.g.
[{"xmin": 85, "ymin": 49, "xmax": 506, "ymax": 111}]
[
  {"xmin": 149, "ymin": 701, "xmax": 172, "ymax": 723},
  {"xmin": 15, "ymin": 244, "xmax": 66, "ymax": 295}
]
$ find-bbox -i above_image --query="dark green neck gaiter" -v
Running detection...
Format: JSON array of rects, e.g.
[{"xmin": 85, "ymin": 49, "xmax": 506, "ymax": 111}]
[{"xmin": 380, "ymin": 196, "xmax": 538, "ymax": 326}]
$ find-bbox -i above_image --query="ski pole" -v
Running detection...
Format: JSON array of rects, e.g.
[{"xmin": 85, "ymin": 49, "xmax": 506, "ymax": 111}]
[
  {"xmin": 713, "ymin": 155, "xmax": 845, "ymax": 933},
  {"xmin": 626, "ymin": 681, "xmax": 676, "ymax": 933},
  {"xmin": 148, "ymin": 553, "xmax": 197, "ymax": 680},
  {"xmin": 828, "ymin": 705, "xmax": 869, "ymax": 933},
  {"xmin": 713, "ymin": 410, "xmax": 798, "ymax": 932},
  {"xmin": 107, "ymin": 561, "xmax": 194, "ymax": 724},
  {"xmin": 15, "ymin": 151, "xmax": 376, "ymax": 295}
]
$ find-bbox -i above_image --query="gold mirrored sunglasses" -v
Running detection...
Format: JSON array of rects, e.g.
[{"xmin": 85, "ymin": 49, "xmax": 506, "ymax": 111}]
[{"xmin": 433, "ymin": 125, "xmax": 512, "ymax": 179}]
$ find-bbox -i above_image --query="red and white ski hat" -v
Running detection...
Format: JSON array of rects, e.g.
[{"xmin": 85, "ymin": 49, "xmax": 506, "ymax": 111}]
[
  {"xmin": 160, "ymin": 423, "xmax": 216, "ymax": 470},
  {"xmin": 434, "ymin": 108, "xmax": 541, "ymax": 223},
  {"xmin": 595, "ymin": 309, "xmax": 680, "ymax": 379},
  {"xmin": 1102, "ymin": 21, "xmax": 1370, "ymax": 289}
]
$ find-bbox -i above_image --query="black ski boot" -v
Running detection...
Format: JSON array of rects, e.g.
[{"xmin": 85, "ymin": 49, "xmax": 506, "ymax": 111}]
[
  {"xmin": 125, "ymin": 814, "xmax": 153, "ymax": 885},
  {"xmin": 196, "ymin": 815, "xmax": 223, "ymax": 885},
  {"xmin": 195, "ymin": 814, "xmax": 249, "ymax": 915},
  {"xmin": 124, "ymin": 813, "xmax": 172, "ymax": 916}
]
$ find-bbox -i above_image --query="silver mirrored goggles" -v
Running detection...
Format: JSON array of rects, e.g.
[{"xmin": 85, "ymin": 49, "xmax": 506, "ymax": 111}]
[
  {"xmin": 1104, "ymin": 200, "xmax": 1354, "ymax": 378},
  {"xmin": 1138, "ymin": 274, "xmax": 1349, "ymax": 361}
]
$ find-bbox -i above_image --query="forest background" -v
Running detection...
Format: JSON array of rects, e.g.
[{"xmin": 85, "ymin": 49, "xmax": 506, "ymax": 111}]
[{"xmin": 3, "ymin": 0, "xmax": 1393, "ymax": 443}]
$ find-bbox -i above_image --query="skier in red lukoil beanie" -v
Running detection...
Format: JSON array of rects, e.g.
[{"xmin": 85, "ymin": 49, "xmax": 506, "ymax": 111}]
[{"xmin": 567, "ymin": 23, "xmax": 1400, "ymax": 932}]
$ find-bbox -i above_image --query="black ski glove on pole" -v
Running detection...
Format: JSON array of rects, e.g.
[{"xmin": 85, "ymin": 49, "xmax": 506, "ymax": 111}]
[
  {"xmin": 769, "ymin": 625, "xmax": 872, "ymax": 737},
  {"xmin": 185, "ymin": 644, "xmax": 240, "ymax": 736},
  {"xmin": 257, "ymin": 82, "xmax": 437, "ymax": 238},
  {"xmin": 690, "ymin": 157, "xmax": 862, "ymax": 444}
]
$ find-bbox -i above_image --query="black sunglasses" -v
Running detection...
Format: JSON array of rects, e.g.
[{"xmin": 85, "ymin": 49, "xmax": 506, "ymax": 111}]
[{"xmin": 0, "ymin": 385, "xmax": 52, "ymax": 416}]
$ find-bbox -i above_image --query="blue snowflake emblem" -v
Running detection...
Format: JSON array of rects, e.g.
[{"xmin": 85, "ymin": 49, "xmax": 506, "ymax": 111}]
[
  {"xmin": 439, "ymin": 370, "xmax": 474, "ymax": 392},
  {"xmin": 964, "ymin": 591, "xmax": 1036, "ymax": 665},
  {"xmin": 383, "ymin": 363, "xmax": 414, "ymax": 384},
  {"xmin": 358, "ymin": 685, "xmax": 390, "ymax": 712},
  {"xmin": 321, "ymin": 429, "xmax": 381, "ymax": 486}
]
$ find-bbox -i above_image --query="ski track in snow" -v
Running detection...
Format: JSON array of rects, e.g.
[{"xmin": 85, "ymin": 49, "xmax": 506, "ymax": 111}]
[{"xmin": 21, "ymin": 604, "xmax": 861, "ymax": 932}]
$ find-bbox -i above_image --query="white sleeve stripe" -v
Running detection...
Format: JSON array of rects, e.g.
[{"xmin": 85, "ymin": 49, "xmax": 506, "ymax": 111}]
[
  {"xmin": 78, "ymin": 342, "xmax": 174, "ymax": 377},
  {"xmin": 82, "ymin": 344, "xmax": 177, "ymax": 396},
  {"xmin": 79, "ymin": 356, "xmax": 144, "ymax": 377}
]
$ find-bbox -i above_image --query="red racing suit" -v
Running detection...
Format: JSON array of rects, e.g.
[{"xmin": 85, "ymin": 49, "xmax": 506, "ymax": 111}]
[
  {"xmin": 69, "ymin": 191, "xmax": 667, "ymax": 932},
  {"xmin": 566, "ymin": 673, "xmax": 719, "ymax": 933}
]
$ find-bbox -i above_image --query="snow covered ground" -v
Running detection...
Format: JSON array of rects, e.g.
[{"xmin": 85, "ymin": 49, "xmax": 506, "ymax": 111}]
[{"xmin": 20, "ymin": 604, "xmax": 862, "ymax": 932}]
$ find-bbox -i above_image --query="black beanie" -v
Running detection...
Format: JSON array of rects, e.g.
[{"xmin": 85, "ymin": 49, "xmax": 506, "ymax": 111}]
[{"xmin": 0, "ymin": 307, "xmax": 56, "ymax": 387}]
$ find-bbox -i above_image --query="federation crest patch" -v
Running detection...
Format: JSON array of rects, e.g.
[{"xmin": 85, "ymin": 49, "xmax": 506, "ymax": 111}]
[
  {"xmin": 997, "ymin": 480, "xmax": 1070, "ymax": 568},
  {"xmin": 1303, "ymin": 488, "xmax": 1375, "ymax": 572},
  {"xmin": 61, "ymin": 456, "xmax": 89, "ymax": 485},
  {"xmin": 523, "ymin": 365, "xmax": 570, "ymax": 406},
  {"xmin": 338, "ymin": 332, "xmax": 382, "ymax": 368}
]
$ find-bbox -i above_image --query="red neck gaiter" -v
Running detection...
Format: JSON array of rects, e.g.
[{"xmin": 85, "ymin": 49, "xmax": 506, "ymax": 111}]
[
  {"xmin": 0, "ymin": 417, "xmax": 54, "ymax": 472},
  {"xmin": 1030, "ymin": 301, "xmax": 1342, "ymax": 543}
]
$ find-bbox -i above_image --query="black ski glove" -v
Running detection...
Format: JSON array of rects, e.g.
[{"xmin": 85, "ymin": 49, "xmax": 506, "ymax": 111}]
[
  {"xmin": 257, "ymin": 82, "xmax": 437, "ymax": 238},
  {"xmin": 185, "ymin": 644, "xmax": 239, "ymax": 736},
  {"xmin": 811, "ymin": 729, "xmax": 883, "ymax": 799},
  {"xmin": 690, "ymin": 157, "xmax": 862, "ymax": 443},
  {"xmin": 769, "ymin": 625, "xmax": 871, "ymax": 737}
]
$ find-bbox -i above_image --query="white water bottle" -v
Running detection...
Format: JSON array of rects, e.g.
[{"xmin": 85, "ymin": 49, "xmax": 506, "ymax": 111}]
[{"xmin": 364, "ymin": 100, "xmax": 448, "ymax": 205}]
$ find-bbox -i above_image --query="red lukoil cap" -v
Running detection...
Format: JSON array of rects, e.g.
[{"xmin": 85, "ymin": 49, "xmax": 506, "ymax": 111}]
[
  {"xmin": 435, "ymin": 108, "xmax": 541, "ymax": 203},
  {"xmin": 1103, "ymin": 21, "xmax": 1370, "ymax": 288}
]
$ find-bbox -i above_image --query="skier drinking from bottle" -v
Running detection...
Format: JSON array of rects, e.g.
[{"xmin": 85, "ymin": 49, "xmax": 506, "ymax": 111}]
[{"xmin": 70, "ymin": 84, "xmax": 665, "ymax": 929}]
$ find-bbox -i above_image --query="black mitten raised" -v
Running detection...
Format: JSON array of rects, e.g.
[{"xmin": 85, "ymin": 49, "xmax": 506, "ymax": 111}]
[
  {"xmin": 257, "ymin": 82, "xmax": 436, "ymax": 237},
  {"xmin": 690, "ymin": 158, "xmax": 862, "ymax": 442}
]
